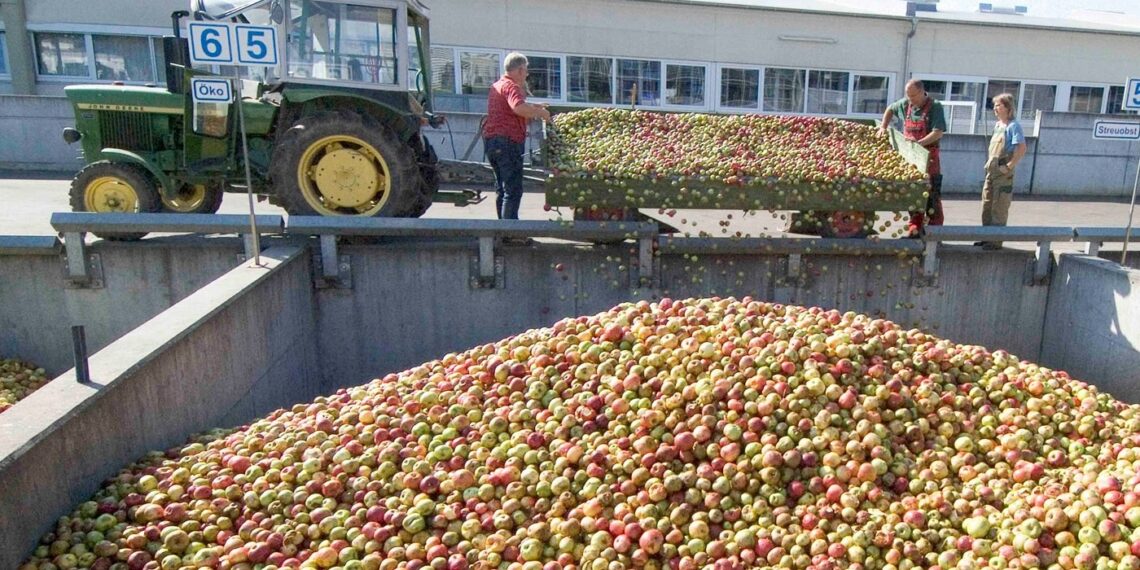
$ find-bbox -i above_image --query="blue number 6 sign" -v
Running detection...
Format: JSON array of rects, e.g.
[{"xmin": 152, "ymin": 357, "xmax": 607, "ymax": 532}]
[{"xmin": 188, "ymin": 23, "xmax": 235, "ymax": 65}]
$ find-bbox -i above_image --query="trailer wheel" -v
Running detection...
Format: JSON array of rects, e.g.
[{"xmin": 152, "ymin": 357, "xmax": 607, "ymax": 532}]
[
  {"xmin": 271, "ymin": 111, "xmax": 418, "ymax": 217},
  {"xmin": 69, "ymin": 161, "xmax": 161, "ymax": 240},
  {"xmin": 161, "ymin": 182, "xmax": 224, "ymax": 214},
  {"xmin": 819, "ymin": 210, "xmax": 874, "ymax": 238}
]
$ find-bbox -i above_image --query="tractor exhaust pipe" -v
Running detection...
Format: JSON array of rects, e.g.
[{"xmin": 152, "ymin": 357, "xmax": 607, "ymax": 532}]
[{"xmin": 165, "ymin": 10, "xmax": 192, "ymax": 94}]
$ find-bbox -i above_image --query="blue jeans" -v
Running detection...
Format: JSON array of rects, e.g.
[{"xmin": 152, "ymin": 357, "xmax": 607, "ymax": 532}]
[{"xmin": 485, "ymin": 136, "xmax": 525, "ymax": 219}]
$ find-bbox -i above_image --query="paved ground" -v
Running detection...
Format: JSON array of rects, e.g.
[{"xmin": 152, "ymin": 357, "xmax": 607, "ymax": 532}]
[{"xmin": 1, "ymin": 172, "xmax": 1136, "ymax": 253}]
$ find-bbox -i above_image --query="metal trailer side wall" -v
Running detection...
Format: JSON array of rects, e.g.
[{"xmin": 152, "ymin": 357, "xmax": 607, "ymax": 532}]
[{"xmin": 0, "ymin": 247, "xmax": 323, "ymax": 568}]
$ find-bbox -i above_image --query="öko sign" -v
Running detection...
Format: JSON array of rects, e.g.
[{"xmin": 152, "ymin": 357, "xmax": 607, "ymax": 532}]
[
  {"xmin": 1093, "ymin": 120, "xmax": 1140, "ymax": 141},
  {"xmin": 188, "ymin": 22, "xmax": 278, "ymax": 67},
  {"xmin": 191, "ymin": 78, "xmax": 232, "ymax": 103}
]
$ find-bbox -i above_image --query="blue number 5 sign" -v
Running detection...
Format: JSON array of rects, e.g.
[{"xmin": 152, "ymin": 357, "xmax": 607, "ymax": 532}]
[
  {"xmin": 236, "ymin": 25, "xmax": 279, "ymax": 66},
  {"xmin": 1125, "ymin": 78, "xmax": 1140, "ymax": 112}
]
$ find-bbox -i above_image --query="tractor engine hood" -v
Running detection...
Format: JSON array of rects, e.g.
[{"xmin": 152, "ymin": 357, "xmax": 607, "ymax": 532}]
[{"xmin": 64, "ymin": 85, "xmax": 186, "ymax": 115}]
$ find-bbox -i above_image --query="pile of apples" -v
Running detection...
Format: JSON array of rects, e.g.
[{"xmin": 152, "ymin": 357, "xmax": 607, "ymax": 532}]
[
  {"xmin": 20, "ymin": 298, "xmax": 1140, "ymax": 570},
  {"xmin": 1, "ymin": 358, "xmax": 48, "ymax": 414},
  {"xmin": 546, "ymin": 109, "xmax": 927, "ymax": 192}
]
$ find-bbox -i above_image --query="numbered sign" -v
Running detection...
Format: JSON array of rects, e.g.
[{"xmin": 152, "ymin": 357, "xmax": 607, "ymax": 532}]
[
  {"xmin": 188, "ymin": 23, "xmax": 234, "ymax": 65},
  {"xmin": 235, "ymin": 25, "xmax": 278, "ymax": 66},
  {"xmin": 1125, "ymin": 78, "xmax": 1140, "ymax": 112},
  {"xmin": 188, "ymin": 22, "xmax": 278, "ymax": 68},
  {"xmin": 191, "ymin": 78, "xmax": 233, "ymax": 103}
]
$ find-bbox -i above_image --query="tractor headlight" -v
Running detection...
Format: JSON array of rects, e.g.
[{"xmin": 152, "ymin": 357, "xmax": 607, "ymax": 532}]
[
  {"xmin": 62, "ymin": 128, "xmax": 82, "ymax": 144},
  {"xmin": 193, "ymin": 102, "xmax": 230, "ymax": 138}
]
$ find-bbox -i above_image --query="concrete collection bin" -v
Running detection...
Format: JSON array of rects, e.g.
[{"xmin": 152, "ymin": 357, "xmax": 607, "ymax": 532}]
[{"xmin": 1, "ymin": 220, "xmax": 1138, "ymax": 567}]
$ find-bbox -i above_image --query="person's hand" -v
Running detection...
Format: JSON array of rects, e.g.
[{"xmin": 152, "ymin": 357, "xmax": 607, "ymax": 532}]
[
  {"xmin": 878, "ymin": 124, "xmax": 889, "ymax": 137},
  {"xmin": 999, "ymin": 164, "xmax": 1010, "ymax": 174},
  {"xmin": 539, "ymin": 106, "xmax": 553, "ymax": 123}
]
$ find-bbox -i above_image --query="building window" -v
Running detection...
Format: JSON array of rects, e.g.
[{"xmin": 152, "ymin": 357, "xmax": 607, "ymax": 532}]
[
  {"xmin": 764, "ymin": 67, "xmax": 805, "ymax": 112},
  {"xmin": 1019, "ymin": 83, "xmax": 1056, "ymax": 122},
  {"xmin": 526, "ymin": 55, "xmax": 562, "ymax": 100},
  {"xmin": 93, "ymin": 35, "xmax": 155, "ymax": 82},
  {"xmin": 918, "ymin": 78, "xmax": 985, "ymax": 133},
  {"xmin": 0, "ymin": 31, "xmax": 9, "ymax": 76},
  {"xmin": 806, "ymin": 70, "xmax": 849, "ymax": 114},
  {"xmin": 985, "ymin": 80, "xmax": 1021, "ymax": 111},
  {"xmin": 459, "ymin": 51, "xmax": 499, "ymax": 95},
  {"xmin": 1106, "ymin": 85, "xmax": 1138, "ymax": 115},
  {"xmin": 430, "ymin": 47, "xmax": 455, "ymax": 93},
  {"xmin": 720, "ymin": 67, "xmax": 759, "ymax": 109},
  {"xmin": 665, "ymin": 63, "xmax": 705, "ymax": 106},
  {"xmin": 1069, "ymin": 86, "xmax": 1105, "ymax": 113},
  {"xmin": 853, "ymin": 75, "xmax": 889, "ymax": 114},
  {"xmin": 35, "ymin": 32, "xmax": 90, "ymax": 77},
  {"xmin": 567, "ymin": 56, "xmax": 612, "ymax": 104},
  {"xmin": 616, "ymin": 59, "xmax": 660, "ymax": 106}
]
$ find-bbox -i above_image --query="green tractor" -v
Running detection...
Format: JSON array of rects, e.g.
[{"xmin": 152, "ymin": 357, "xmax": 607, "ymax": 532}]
[{"xmin": 62, "ymin": 0, "xmax": 457, "ymax": 238}]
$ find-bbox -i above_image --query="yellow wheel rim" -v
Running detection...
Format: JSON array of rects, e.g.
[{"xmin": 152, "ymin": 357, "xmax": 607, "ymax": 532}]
[
  {"xmin": 162, "ymin": 184, "xmax": 208, "ymax": 212},
  {"xmin": 85, "ymin": 176, "xmax": 140, "ymax": 213},
  {"xmin": 297, "ymin": 135, "xmax": 391, "ymax": 215}
]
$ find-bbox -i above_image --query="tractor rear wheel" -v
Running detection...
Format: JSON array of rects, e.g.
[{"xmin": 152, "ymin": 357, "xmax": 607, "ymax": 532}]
[
  {"xmin": 270, "ymin": 111, "xmax": 418, "ymax": 217},
  {"xmin": 161, "ymin": 182, "xmax": 224, "ymax": 214},
  {"xmin": 69, "ymin": 161, "xmax": 161, "ymax": 240}
]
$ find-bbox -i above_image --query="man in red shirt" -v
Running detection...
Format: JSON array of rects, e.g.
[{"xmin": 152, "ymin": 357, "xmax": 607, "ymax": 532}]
[{"xmin": 484, "ymin": 52, "xmax": 552, "ymax": 220}]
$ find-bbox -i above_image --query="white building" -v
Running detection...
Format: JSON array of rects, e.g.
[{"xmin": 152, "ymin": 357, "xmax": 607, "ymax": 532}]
[{"xmin": 2, "ymin": 0, "xmax": 1140, "ymax": 134}]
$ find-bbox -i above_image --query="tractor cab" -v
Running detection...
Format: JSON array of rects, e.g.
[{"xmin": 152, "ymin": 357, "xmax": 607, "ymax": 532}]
[{"xmin": 187, "ymin": 0, "xmax": 435, "ymax": 112}]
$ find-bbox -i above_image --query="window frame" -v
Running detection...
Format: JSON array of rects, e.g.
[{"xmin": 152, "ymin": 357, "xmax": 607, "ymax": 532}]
[
  {"xmin": 565, "ymin": 54, "xmax": 616, "ymax": 107},
  {"xmin": 805, "ymin": 68, "xmax": 852, "ymax": 116},
  {"xmin": 456, "ymin": 48, "xmax": 502, "ymax": 96},
  {"xmin": 851, "ymin": 74, "xmax": 892, "ymax": 117},
  {"xmin": 715, "ymin": 63, "xmax": 763, "ymax": 113},
  {"xmin": 1106, "ymin": 85, "xmax": 1139, "ymax": 115},
  {"xmin": 1065, "ymin": 83, "xmax": 1111, "ymax": 114},
  {"xmin": 0, "ymin": 30, "xmax": 10, "ymax": 79},
  {"xmin": 517, "ymin": 50, "xmax": 565, "ymax": 104},
  {"xmin": 762, "ymin": 66, "xmax": 807, "ymax": 114},
  {"xmin": 614, "ymin": 57, "xmax": 661, "ymax": 107},
  {"xmin": 660, "ymin": 59, "xmax": 710, "ymax": 111},
  {"xmin": 26, "ymin": 25, "xmax": 168, "ymax": 84}
]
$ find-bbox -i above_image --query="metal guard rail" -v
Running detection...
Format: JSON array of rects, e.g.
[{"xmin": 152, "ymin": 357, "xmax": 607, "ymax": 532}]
[{"xmin": 286, "ymin": 217, "xmax": 659, "ymax": 286}]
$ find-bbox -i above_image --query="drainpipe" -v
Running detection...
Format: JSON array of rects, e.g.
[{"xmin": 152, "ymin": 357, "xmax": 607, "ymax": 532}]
[
  {"xmin": 902, "ymin": 14, "xmax": 918, "ymax": 90},
  {"xmin": 0, "ymin": 0, "xmax": 36, "ymax": 94}
]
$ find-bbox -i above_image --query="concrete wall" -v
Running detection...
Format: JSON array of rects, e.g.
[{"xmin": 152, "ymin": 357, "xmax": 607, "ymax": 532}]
[
  {"xmin": 0, "ymin": 95, "xmax": 83, "ymax": 171},
  {"xmin": 910, "ymin": 20, "xmax": 1140, "ymax": 83},
  {"xmin": 939, "ymin": 132, "xmax": 1037, "ymax": 194},
  {"xmin": 1029, "ymin": 112, "xmax": 1140, "ymax": 198},
  {"xmin": 1041, "ymin": 254, "xmax": 1140, "ymax": 401},
  {"xmin": 0, "ymin": 238, "xmax": 248, "ymax": 376},
  {"xmin": 431, "ymin": 0, "xmax": 904, "ymax": 74},
  {"xmin": 0, "ymin": 247, "xmax": 322, "ymax": 568}
]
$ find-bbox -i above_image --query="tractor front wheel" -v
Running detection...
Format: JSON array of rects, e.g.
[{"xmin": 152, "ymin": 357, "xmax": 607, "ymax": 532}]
[
  {"xmin": 270, "ymin": 111, "xmax": 418, "ymax": 217},
  {"xmin": 69, "ymin": 161, "xmax": 161, "ymax": 240}
]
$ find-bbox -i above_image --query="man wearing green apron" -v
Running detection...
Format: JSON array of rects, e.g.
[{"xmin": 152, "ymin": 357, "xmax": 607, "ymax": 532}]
[{"xmin": 978, "ymin": 93, "xmax": 1027, "ymax": 250}]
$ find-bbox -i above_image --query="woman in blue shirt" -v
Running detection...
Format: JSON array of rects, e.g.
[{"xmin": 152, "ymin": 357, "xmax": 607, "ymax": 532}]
[{"xmin": 978, "ymin": 93, "xmax": 1027, "ymax": 250}]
